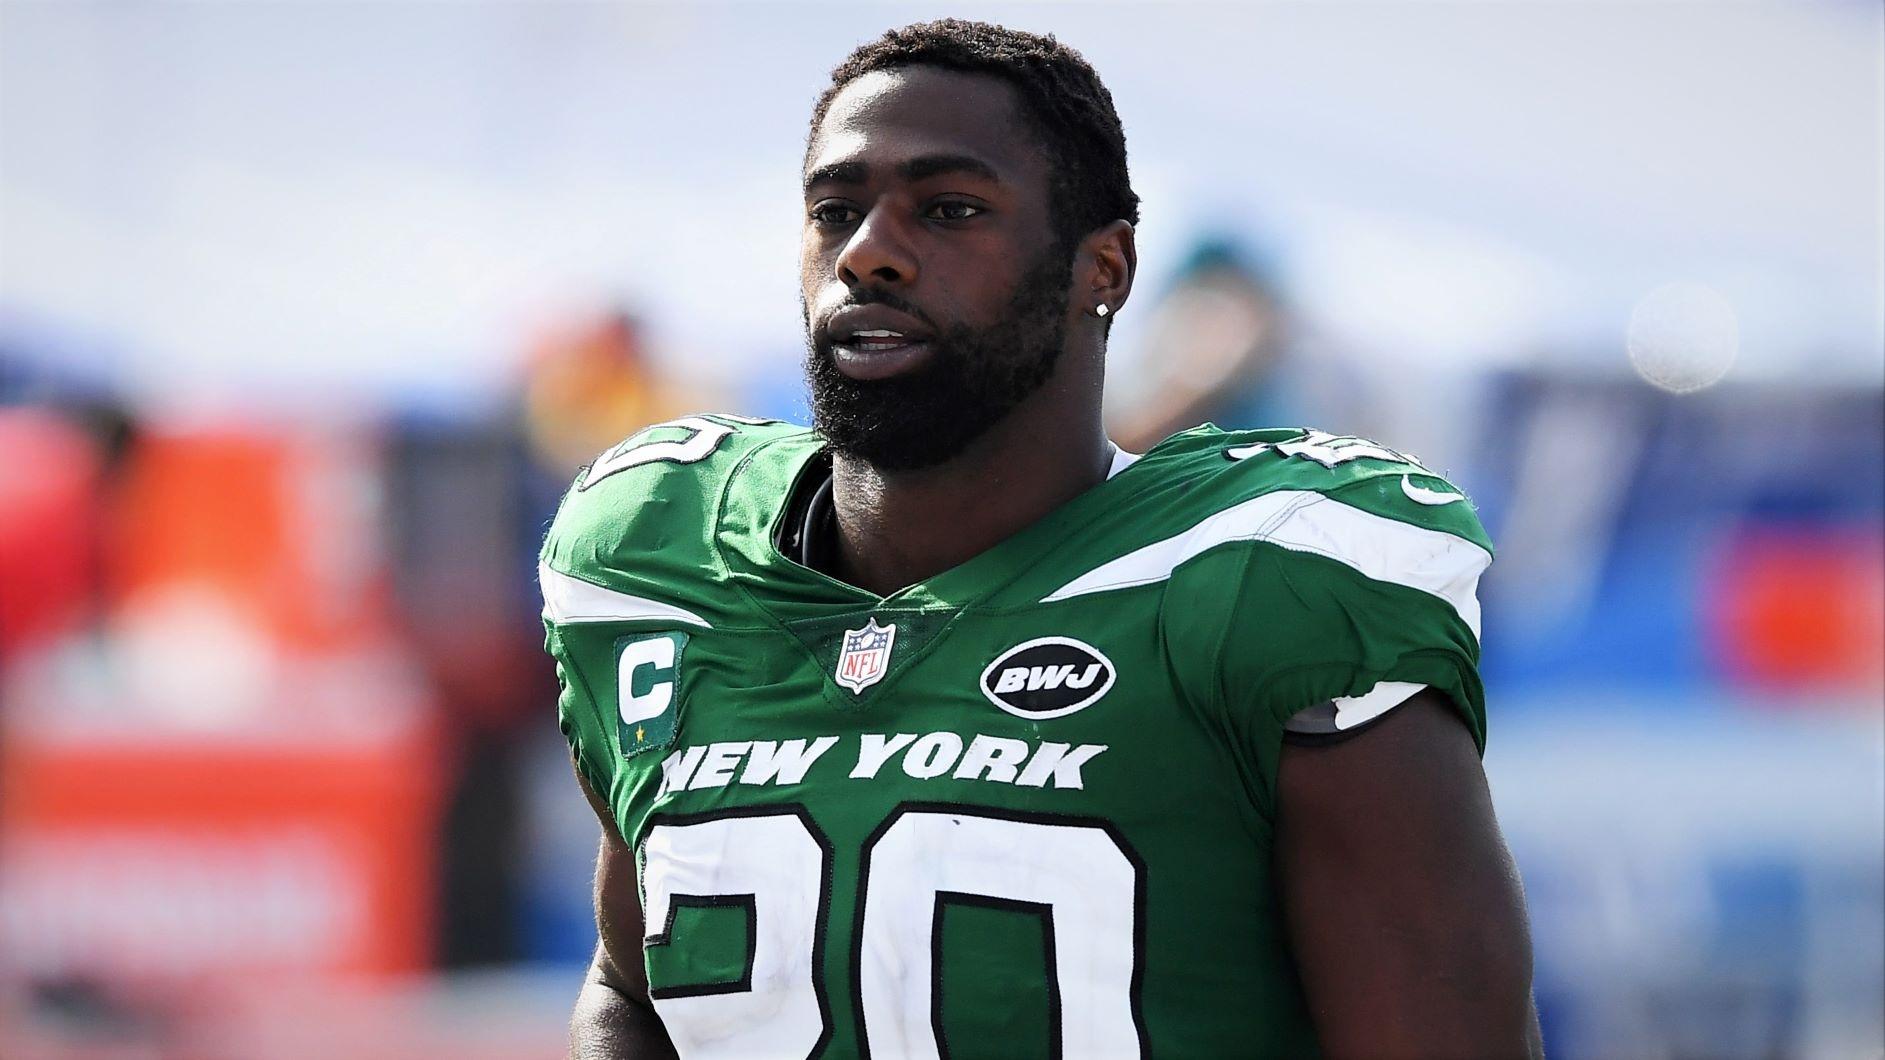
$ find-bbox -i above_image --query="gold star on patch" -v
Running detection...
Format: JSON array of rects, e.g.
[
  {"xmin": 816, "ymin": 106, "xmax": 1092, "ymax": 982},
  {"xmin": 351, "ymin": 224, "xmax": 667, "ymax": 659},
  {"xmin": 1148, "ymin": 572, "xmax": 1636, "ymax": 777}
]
[{"xmin": 636, "ymin": 726, "xmax": 646, "ymax": 743}]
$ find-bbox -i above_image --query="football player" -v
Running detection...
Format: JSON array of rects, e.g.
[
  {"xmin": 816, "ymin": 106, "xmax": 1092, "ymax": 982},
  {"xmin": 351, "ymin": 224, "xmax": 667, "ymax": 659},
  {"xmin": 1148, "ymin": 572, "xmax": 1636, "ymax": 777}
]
[{"xmin": 542, "ymin": 19, "xmax": 1541, "ymax": 1059}]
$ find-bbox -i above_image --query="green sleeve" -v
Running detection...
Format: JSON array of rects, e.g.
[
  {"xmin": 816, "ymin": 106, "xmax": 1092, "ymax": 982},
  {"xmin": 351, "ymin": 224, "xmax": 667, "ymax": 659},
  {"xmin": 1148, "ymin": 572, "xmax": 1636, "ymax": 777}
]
[
  {"xmin": 546, "ymin": 623, "xmax": 617, "ymax": 802},
  {"xmin": 1163, "ymin": 475, "xmax": 1493, "ymax": 819}
]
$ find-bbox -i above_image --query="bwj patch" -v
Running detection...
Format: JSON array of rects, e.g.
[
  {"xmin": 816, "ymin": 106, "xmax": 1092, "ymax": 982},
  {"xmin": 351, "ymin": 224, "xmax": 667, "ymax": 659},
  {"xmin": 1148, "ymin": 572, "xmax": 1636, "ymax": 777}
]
[
  {"xmin": 616, "ymin": 631, "xmax": 688, "ymax": 757},
  {"xmin": 835, "ymin": 618, "xmax": 897, "ymax": 694}
]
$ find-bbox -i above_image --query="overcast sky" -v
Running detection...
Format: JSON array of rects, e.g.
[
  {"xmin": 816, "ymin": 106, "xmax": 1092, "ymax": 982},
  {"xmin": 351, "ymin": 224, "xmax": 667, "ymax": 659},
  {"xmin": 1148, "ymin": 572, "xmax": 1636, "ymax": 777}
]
[{"xmin": 2, "ymin": 2, "xmax": 1879, "ymax": 410}]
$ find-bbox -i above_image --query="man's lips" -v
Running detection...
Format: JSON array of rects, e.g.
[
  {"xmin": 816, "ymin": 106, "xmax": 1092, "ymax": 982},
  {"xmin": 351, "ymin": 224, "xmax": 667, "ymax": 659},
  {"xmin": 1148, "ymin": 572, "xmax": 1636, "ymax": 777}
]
[
  {"xmin": 845, "ymin": 328, "xmax": 917, "ymax": 352},
  {"xmin": 823, "ymin": 303, "xmax": 937, "ymax": 381},
  {"xmin": 830, "ymin": 336, "xmax": 934, "ymax": 381},
  {"xmin": 826, "ymin": 303, "xmax": 932, "ymax": 340}
]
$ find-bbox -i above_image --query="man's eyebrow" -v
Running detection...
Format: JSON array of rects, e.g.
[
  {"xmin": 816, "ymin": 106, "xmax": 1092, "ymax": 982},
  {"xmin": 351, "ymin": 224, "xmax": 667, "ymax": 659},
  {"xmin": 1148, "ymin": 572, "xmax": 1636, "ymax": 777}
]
[
  {"xmin": 804, "ymin": 160, "xmax": 867, "ymax": 191},
  {"xmin": 900, "ymin": 154, "xmax": 1002, "ymax": 184},
  {"xmin": 803, "ymin": 154, "xmax": 1004, "ymax": 193}
]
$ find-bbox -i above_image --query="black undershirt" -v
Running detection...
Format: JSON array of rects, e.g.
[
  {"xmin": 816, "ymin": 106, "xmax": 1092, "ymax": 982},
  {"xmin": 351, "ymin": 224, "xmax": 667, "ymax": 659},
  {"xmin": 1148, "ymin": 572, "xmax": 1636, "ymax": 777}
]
[{"xmin": 777, "ymin": 451, "xmax": 840, "ymax": 578}]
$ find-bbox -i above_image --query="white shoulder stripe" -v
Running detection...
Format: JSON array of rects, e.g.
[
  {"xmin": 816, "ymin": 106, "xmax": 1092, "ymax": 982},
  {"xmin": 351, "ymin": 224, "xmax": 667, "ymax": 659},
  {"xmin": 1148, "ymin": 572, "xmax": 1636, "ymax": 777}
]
[
  {"xmin": 538, "ymin": 562, "xmax": 712, "ymax": 628},
  {"xmin": 1039, "ymin": 490, "xmax": 1488, "ymax": 638},
  {"xmin": 1106, "ymin": 445, "xmax": 1142, "ymax": 479},
  {"xmin": 1334, "ymin": 681, "xmax": 1427, "ymax": 729}
]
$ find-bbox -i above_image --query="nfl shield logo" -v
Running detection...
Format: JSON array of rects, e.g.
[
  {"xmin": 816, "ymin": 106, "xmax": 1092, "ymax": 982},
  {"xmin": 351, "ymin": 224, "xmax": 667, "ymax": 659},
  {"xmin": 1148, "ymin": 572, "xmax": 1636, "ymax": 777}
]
[{"xmin": 835, "ymin": 617, "xmax": 897, "ymax": 694}]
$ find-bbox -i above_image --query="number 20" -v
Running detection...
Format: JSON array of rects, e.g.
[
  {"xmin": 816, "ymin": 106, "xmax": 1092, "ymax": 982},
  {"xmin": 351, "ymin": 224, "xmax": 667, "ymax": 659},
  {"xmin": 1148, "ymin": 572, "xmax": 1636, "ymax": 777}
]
[{"xmin": 639, "ymin": 804, "xmax": 1146, "ymax": 1058}]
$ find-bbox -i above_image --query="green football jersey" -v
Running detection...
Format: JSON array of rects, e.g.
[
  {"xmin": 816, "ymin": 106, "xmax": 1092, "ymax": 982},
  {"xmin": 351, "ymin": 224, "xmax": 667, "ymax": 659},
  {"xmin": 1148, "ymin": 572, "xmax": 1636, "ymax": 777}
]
[{"xmin": 540, "ymin": 414, "xmax": 1493, "ymax": 1059}]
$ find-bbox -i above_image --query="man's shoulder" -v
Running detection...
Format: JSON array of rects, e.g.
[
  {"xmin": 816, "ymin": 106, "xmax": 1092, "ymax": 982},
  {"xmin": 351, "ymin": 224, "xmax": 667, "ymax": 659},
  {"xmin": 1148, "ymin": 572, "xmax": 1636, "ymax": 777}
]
[
  {"xmin": 1027, "ymin": 424, "xmax": 1491, "ymax": 609},
  {"xmin": 540, "ymin": 414, "xmax": 814, "ymax": 616},
  {"xmin": 1135, "ymin": 424, "xmax": 1491, "ymax": 552},
  {"xmin": 1095, "ymin": 426, "xmax": 1493, "ymax": 753}
]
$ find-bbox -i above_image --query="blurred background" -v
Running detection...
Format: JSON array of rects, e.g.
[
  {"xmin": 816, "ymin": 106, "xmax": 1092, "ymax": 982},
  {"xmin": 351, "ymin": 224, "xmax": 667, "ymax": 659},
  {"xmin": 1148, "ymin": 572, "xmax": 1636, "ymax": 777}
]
[{"xmin": 1, "ymin": 2, "xmax": 1880, "ymax": 1057}]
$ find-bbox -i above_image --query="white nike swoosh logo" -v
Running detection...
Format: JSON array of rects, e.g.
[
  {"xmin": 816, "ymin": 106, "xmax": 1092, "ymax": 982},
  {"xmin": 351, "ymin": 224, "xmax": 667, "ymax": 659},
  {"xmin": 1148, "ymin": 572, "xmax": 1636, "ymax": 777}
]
[{"xmin": 1401, "ymin": 475, "xmax": 1465, "ymax": 506}]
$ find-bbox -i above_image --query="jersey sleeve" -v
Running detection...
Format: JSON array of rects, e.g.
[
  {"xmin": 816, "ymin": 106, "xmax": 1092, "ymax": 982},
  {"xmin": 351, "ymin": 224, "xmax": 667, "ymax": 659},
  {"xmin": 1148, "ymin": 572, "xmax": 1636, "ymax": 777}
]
[
  {"xmin": 540, "ymin": 462, "xmax": 636, "ymax": 811},
  {"xmin": 545, "ymin": 621, "xmax": 616, "ymax": 802},
  {"xmin": 1162, "ymin": 466, "xmax": 1493, "ymax": 817},
  {"xmin": 536, "ymin": 413, "xmax": 793, "ymax": 823}
]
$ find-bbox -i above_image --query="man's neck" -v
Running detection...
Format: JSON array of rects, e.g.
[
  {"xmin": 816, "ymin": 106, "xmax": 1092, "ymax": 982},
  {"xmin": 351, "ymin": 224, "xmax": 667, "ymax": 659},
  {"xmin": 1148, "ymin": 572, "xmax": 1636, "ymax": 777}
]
[{"xmin": 827, "ymin": 385, "xmax": 1111, "ymax": 597}]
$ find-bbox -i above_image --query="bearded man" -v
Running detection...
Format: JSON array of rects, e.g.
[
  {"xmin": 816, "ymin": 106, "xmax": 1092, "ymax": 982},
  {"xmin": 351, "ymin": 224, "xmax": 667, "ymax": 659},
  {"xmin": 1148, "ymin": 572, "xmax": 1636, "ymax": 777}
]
[{"xmin": 540, "ymin": 19, "xmax": 1540, "ymax": 1059}]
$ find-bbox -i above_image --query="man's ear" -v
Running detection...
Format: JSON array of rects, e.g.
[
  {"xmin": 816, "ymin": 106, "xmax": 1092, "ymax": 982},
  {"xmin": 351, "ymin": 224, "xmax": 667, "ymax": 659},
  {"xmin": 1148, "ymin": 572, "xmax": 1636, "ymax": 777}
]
[{"xmin": 1081, "ymin": 220, "xmax": 1137, "ymax": 318}]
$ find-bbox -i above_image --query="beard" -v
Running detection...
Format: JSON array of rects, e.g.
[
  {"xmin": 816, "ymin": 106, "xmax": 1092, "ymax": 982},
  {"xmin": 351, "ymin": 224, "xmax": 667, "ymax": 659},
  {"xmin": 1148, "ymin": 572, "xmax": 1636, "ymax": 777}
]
[{"xmin": 804, "ymin": 249, "xmax": 1073, "ymax": 472}]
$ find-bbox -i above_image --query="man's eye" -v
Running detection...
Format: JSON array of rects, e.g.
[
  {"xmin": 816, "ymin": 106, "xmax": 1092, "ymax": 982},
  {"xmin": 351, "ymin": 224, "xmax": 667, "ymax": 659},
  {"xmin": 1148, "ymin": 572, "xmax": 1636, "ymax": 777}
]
[
  {"xmin": 927, "ymin": 201, "xmax": 983, "ymax": 222},
  {"xmin": 809, "ymin": 203, "xmax": 856, "ymax": 226}
]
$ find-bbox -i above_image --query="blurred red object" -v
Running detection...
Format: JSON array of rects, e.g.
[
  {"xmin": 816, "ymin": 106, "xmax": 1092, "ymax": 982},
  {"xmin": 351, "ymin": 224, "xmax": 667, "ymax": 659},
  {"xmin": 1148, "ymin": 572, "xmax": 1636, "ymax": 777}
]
[
  {"xmin": 1706, "ymin": 524, "xmax": 1885, "ymax": 693},
  {"xmin": 0, "ymin": 408, "xmax": 102, "ymax": 654},
  {"xmin": 0, "ymin": 708, "xmax": 441, "ymax": 986}
]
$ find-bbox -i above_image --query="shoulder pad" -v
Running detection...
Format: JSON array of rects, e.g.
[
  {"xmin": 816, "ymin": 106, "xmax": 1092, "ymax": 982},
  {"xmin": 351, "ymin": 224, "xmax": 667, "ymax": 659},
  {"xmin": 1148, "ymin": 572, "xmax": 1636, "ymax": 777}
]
[
  {"xmin": 1137, "ymin": 425, "xmax": 1489, "ymax": 550},
  {"xmin": 574, "ymin": 413, "xmax": 794, "ymax": 495},
  {"xmin": 540, "ymin": 414, "xmax": 809, "ymax": 628}
]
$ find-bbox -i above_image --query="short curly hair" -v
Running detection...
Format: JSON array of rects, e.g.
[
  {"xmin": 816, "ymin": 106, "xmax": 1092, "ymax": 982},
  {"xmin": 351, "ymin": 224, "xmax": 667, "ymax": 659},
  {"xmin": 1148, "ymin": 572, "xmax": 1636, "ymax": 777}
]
[{"xmin": 809, "ymin": 19, "xmax": 1140, "ymax": 256}]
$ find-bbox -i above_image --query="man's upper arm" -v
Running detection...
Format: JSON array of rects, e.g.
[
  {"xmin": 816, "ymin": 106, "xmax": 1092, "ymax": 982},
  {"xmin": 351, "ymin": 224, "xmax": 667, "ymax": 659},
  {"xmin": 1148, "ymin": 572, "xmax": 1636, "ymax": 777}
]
[
  {"xmin": 1276, "ymin": 689, "xmax": 1540, "ymax": 1059},
  {"xmin": 570, "ymin": 764, "xmax": 676, "ymax": 1060},
  {"xmin": 576, "ymin": 766, "xmax": 652, "ymax": 1002}
]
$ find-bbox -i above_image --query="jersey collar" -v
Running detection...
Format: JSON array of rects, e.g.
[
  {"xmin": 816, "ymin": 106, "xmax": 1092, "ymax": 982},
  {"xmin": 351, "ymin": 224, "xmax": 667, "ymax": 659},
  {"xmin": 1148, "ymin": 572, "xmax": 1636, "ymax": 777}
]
[{"xmin": 717, "ymin": 432, "xmax": 1149, "ymax": 620}]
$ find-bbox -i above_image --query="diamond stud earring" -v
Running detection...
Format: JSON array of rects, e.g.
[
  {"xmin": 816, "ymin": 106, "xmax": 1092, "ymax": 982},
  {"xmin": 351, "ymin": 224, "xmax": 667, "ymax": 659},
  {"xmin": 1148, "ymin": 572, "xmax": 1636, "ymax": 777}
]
[{"xmin": 1095, "ymin": 304, "xmax": 1111, "ymax": 318}]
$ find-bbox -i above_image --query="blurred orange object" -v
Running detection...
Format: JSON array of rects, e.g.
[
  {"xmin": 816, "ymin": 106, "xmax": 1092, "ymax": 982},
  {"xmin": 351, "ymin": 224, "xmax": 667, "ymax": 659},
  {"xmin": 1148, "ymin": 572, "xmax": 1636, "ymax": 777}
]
[
  {"xmin": 521, "ymin": 309, "xmax": 716, "ymax": 475},
  {"xmin": 1707, "ymin": 524, "xmax": 1885, "ymax": 693},
  {"xmin": 106, "ymin": 426, "xmax": 391, "ymax": 658}
]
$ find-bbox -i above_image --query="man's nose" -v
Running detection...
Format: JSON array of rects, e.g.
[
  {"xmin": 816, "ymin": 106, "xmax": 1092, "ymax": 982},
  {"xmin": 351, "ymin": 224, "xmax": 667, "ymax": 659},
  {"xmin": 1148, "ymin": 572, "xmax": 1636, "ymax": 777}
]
[{"xmin": 835, "ymin": 206, "xmax": 918, "ymax": 287}]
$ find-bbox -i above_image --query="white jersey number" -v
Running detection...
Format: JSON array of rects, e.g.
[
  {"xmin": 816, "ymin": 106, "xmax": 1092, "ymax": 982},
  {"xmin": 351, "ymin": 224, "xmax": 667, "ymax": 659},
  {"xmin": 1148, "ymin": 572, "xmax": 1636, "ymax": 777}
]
[
  {"xmin": 639, "ymin": 805, "xmax": 1145, "ymax": 1059},
  {"xmin": 1226, "ymin": 428, "xmax": 1429, "ymax": 471},
  {"xmin": 640, "ymin": 809, "xmax": 832, "ymax": 1057},
  {"xmin": 580, "ymin": 414, "xmax": 771, "ymax": 490}
]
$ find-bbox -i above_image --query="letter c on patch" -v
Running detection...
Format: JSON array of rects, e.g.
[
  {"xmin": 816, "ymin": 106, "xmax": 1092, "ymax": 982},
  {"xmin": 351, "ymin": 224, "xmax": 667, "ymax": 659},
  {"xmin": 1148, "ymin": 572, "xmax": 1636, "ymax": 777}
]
[{"xmin": 619, "ymin": 635, "xmax": 677, "ymax": 724}]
